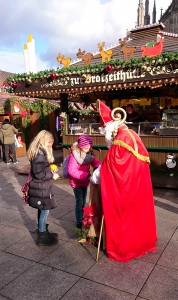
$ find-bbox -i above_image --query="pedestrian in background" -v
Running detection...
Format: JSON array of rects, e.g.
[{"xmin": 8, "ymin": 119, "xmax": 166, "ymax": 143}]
[
  {"xmin": 0, "ymin": 121, "xmax": 4, "ymax": 162},
  {"xmin": 27, "ymin": 130, "xmax": 59, "ymax": 246},
  {"xmin": 0, "ymin": 119, "xmax": 18, "ymax": 164}
]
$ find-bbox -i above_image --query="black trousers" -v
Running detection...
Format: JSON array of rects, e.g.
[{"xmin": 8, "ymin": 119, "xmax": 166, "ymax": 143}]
[{"xmin": 0, "ymin": 144, "xmax": 3, "ymax": 161}]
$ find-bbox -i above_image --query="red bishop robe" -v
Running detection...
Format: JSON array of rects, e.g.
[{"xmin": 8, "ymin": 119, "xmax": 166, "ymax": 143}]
[{"xmin": 101, "ymin": 125, "xmax": 157, "ymax": 262}]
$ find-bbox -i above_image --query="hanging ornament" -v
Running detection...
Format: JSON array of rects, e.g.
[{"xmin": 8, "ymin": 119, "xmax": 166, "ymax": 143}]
[
  {"xmin": 27, "ymin": 78, "xmax": 32, "ymax": 84},
  {"xmin": 14, "ymin": 102, "xmax": 20, "ymax": 113},
  {"xmin": 12, "ymin": 82, "xmax": 17, "ymax": 89},
  {"xmin": 106, "ymin": 65, "xmax": 113, "ymax": 72},
  {"xmin": 51, "ymin": 72, "xmax": 57, "ymax": 80}
]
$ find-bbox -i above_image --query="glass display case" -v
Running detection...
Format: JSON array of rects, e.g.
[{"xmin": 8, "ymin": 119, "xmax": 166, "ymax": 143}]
[
  {"xmin": 69, "ymin": 123, "xmax": 101, "ymax": 135},
  {"xmin": 160, "ymin": 110, "xmax": 178, "ymax": 135},
  {"xmin": 126, "ymin": 122, "xmax": 162, "ymax": 135},
  {"xmin": 138, "ymin": 122, "xmax": 162, "ymax": 135},
  {"xmin": 69, "ymin": 119, "xmax": 178, "ymax": 136}
]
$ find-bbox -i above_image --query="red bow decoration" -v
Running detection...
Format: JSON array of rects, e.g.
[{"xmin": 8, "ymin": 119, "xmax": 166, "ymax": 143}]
[
  {"xmin": 82, "ymin": 204, "xmax": 98, "ymax": 226},
  {"xmin": 20, "ymin": 110, "xmax": 28, "ymax": 118}
]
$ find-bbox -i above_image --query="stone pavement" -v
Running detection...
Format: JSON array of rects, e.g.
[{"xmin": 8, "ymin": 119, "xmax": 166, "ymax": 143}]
[{"xmin": 0, "ymin": 151, "xmax": 178, "ymax": 300}]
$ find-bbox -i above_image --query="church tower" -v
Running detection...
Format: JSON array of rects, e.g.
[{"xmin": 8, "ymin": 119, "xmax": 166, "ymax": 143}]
[
  {"xmin": 152, "ymin": 0, "xmax": 157, "ymax": 23},
  {"xmin": 137, "ymin": 0, "xmax": 144, "ymax": 26},
  {"xmin": 159, "ymin": 0, "xmax": 178, "ymax": 33},
  {"xmin": 172, "ymin": 0, "xmax": 178, "ymax": 11},
  {"xmin": 144, "ymin": 0, "xmax": 150, "ymax": 25}
]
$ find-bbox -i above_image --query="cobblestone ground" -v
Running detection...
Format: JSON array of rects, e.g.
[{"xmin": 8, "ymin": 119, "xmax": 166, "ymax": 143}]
[{"xmin": 0, "ymin": 152, "xmax": 178, "ymax": 300}]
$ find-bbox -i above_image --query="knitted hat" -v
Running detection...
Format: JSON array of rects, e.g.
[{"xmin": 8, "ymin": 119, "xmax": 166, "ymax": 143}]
[
  {"xmin": 97, "ymin": 100, "xmax": 113, "ymax": 126},
  {"xmin": 78, "ymin": 135, "xmax": 93, "ymax": 149}
]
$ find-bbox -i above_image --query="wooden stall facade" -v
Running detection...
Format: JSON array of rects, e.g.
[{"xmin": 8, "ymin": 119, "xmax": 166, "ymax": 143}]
[{"xmin": 0, "ymin": 96, "xmax": 61, "ymax": 156}]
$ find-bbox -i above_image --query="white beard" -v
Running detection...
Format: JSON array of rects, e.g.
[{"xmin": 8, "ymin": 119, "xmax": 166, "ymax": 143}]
[
  {"xmin": 100, "ymin": 122, "xmax": 118, "ymax": 149},
  {"xmin": 105, "ymin": 131, "xmax": 113, "ymax": 149}
]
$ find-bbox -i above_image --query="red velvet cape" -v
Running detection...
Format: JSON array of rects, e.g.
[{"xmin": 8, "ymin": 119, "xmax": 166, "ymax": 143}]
[{"xmin": 101, "ymin": 126, "xmax": 157, "ymax": 262}]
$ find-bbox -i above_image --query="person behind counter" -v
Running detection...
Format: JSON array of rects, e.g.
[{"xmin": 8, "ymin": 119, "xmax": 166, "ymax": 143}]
[
  {"xmin": 126, "ymin": 104, "xmax": 142, "ymax": 123},
  {"xmin": 160, "ymin": 98, "xmax": 174, "ymax": 119}
]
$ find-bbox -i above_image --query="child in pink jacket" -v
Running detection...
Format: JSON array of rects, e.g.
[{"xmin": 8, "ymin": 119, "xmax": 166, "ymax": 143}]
[{"xmin": 68, "ymin": 135, "xmax": 101, "ymax": 229}]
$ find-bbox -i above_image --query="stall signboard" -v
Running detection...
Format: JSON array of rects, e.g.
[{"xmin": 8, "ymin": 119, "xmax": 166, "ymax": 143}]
[
  {"xmin": 140, "ymin": 98, "xmax": 151, "ymax": 106},
  {"xmin": 14, "ymin": 66, "xmax": 178, "ymax": 94},
  {"xmin": 112, "ymin": 99, "xmax": 120, "ymax": 108},
  {"xmin": 120, "ymin": 99, "xmax": 135, "ymax": 106}
]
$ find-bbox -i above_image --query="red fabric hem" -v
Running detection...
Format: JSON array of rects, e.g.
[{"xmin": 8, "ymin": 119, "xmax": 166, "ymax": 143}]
[{"xmin": 107, "ymin": 246, "xmax": 157, "ymax": 262}]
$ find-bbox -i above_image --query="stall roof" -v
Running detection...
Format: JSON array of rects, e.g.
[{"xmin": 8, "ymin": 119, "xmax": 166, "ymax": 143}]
[
  {"xmin": 4, "ymin": 23, "xmax": 178, "ymax": 101},
  {"xmin": 0, "ymin": 70, "xmax": 14, "ymax": 87},
  {"xmin": 72, "ymin": 23, "xmax": 178, "ymax": 66},
  {"xmin": 0, "ymin": 93, "xmax": 61, "ymax": 110}
]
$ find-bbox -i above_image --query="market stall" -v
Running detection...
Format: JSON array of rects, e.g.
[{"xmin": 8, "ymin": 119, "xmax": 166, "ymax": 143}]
[
  {"xmin": 0, "ymin": 95, "xmax": 62, "ymax": 156},
  {"xmin": 3, "ymin": 22, "xmax": 178, "ymax": 181}
]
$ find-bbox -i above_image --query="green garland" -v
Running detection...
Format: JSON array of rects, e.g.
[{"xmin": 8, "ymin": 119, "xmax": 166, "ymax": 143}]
[
  {"xmin": 69, "ymin": 109, "xmax": 99, "ymax": 115},
  {"xmin": 4, "ymin": 52, "xmax": 178, "ymax": 85}
]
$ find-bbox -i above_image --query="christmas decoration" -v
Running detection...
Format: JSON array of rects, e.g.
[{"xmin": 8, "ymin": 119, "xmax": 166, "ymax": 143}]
[
  {"xmin": 14, "ymin": 102, "xmax": 20, "ymax": 113},
  {"xmin": 76, "ymin": 48, "xmax": 93, "ymax": 66},
  {"xmin": 51, "ymin": 72, "xmax": 57, "ymax": 80},
  {"xmin": 106, "ymin": 64, "xmax": 113, "ymax": 72},
  {"xmin": 12, "ymin": 82, "xmax": 17, "ymax": 89},
  {"xmin": 4, "ymin": 51, "xmax": 178, "ymax": 89},
  {"xmin": 27, "ymin": 78, "xmax": 32, "ymax": 84},
  {"xmin": 141, "ymin": 33, "xmax": 164, "ymax": 57},
  {"xmin": 20, "ymin": 110, "xmax": 28, "ymax": 118},
  {"xmin": 97, "ymin": 42, "xmax": 113, "ymax": 63},
  {"xmin": 56, "ymin": 53, "xmax": 71, "ymax": 67},
  {"xmin": 3, "ymin": 98, "xmax": 59, "ymax": 145},
  {"xmin": 119, "ymin": 38, "xmax": 136, "ymax": 61}
]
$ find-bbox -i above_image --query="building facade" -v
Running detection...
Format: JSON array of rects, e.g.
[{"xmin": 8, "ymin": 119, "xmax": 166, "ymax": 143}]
[
  {"xmin": 138, "ymin": 0, "xmax": 178, "ymax": 34},
  {"xmin": 159, "ymin": 0, "xmax": 178, "ymax": 34}
]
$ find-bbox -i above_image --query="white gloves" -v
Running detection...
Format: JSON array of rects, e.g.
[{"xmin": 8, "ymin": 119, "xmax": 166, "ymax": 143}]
[{"xmin": 90, "ymin": 165, "xmax": 101, "ymax": 184}]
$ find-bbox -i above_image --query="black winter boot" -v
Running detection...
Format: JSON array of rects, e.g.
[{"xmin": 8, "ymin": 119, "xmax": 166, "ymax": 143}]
[
  {"xmin": 36, "ymin": 224, "xmax": 58, "ymax": 238},
  {"xmin": 36, "ymin": 231, "xmax": 58, "ymax": 246},
  {"xmin": 46, "ymin": 224, "xmax": 58, "ymax": 238}
]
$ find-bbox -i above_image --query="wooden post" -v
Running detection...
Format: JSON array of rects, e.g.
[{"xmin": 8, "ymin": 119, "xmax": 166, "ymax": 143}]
[
  {"xmin": 60, "ymin": 93, "xmax": 69, "ymax": 134},
  {"xmin": 96, "ymin": 214, "xmax": 104, "ymax": 262}
]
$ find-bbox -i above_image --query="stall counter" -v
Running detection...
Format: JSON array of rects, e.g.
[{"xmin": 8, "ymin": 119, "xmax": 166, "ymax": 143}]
[{"xmin": 62, "ymin": 134, "xmax": 178, "ymax": 169}]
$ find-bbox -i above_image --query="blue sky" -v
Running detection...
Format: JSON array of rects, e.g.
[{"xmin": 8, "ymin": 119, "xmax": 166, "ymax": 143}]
[{"xmin": 0, "ymin": 0, "xmax": 172, "ymax": 74}]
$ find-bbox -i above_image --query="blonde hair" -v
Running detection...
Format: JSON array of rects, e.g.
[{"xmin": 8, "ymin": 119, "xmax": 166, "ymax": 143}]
[{"xmin": 27, "ymin": 130, "xmax": 54, "ymax": 163}]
